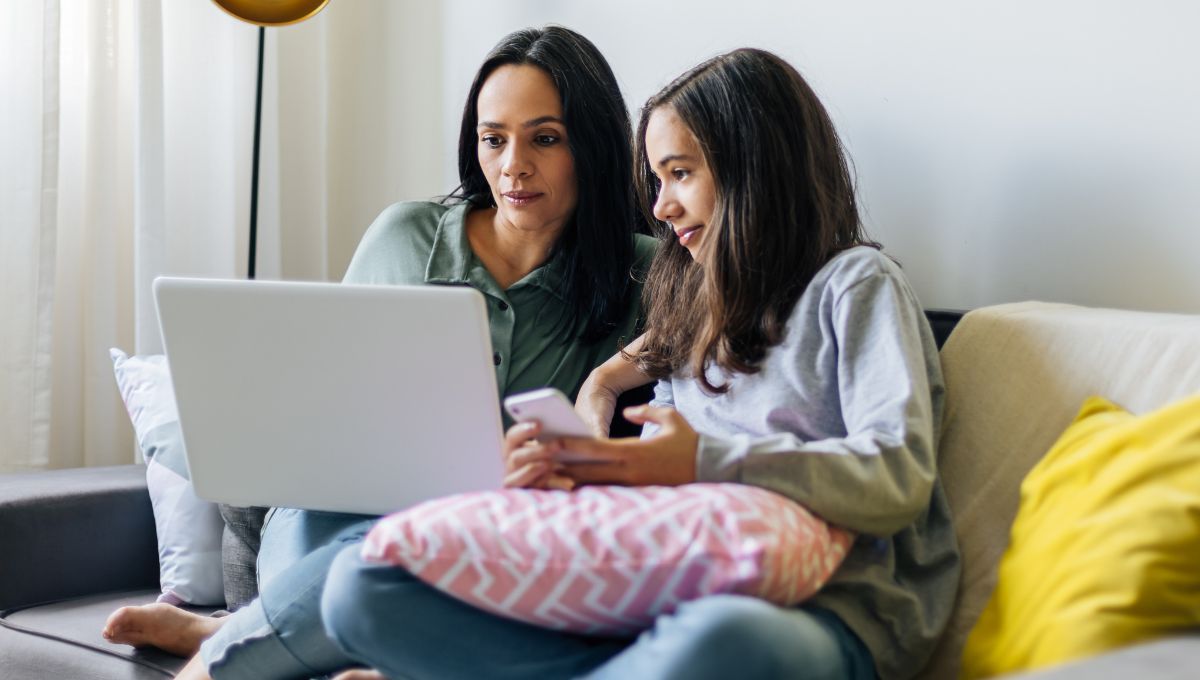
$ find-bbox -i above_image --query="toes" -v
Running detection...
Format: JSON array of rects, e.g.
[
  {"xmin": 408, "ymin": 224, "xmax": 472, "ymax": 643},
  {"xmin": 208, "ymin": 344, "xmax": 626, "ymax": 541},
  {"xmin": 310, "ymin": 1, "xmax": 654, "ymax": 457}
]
[
  {"xmin": 102, "ymin": 606, "xmax": 147, "ymax": 644},
  {"xmin": 104, "ymin": 607, "xmax": 128, "ymax": 628},
  {"xmin": 332, "ymin": 670, "xmax": 389, "ymax": 680}
]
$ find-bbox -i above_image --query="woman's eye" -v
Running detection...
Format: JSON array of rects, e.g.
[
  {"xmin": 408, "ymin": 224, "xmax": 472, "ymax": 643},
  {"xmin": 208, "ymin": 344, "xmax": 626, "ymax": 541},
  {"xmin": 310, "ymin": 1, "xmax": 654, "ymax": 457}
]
[
  {"xmin": 535, "ymin": 134, "xmax": 560, "ymax": 146},
  {"xmin": 672, "ymin": 168, "xmax": 689, "ymax": 181},
  {"xmin": 480, "ymin": 135, "xmax": 503, "ymax": 149}
]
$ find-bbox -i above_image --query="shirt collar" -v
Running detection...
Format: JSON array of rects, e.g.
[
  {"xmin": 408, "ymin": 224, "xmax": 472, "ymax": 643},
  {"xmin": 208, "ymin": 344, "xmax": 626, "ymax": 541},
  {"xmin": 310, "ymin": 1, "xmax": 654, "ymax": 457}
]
[
  {"xmin": 424, "ymin": 202, "xmax": 473, "ymax": 286},
  {"xmin": 518, "ymin": 248, "xmax": 568, "ymax": 301},
  {"xmin": 425, "ymin": 203, "xmax": 569, "ymax": 302}
]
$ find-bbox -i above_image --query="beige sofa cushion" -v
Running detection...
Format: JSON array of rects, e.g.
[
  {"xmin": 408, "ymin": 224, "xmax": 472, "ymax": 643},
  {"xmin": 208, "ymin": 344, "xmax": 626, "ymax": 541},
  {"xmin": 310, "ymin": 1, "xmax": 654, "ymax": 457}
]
[{"xmin": 918, "ymin": 301, "xmax": 1200, "ymax": 679}]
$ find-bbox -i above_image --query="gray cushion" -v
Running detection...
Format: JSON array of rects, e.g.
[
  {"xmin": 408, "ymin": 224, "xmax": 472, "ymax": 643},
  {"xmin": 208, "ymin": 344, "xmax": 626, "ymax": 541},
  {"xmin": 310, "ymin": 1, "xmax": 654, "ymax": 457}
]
[
  {"xmin": 217, "ymin": 504, "xmax": 268, "ymax": 611},
  {"xmin": 0, "ymin": 590, "xmax": 217, "ymax": 679}
]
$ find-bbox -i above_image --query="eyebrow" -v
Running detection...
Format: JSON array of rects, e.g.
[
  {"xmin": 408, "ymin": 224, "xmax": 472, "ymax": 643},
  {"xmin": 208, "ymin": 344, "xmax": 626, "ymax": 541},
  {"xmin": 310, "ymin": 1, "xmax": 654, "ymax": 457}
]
[
  {"xmin": 477, "ymin": 116, "xmax": 566, "ymax": 130},
  {"xmin": 655, "ymin": 153, "xmax": 695, "ymax": 168}
]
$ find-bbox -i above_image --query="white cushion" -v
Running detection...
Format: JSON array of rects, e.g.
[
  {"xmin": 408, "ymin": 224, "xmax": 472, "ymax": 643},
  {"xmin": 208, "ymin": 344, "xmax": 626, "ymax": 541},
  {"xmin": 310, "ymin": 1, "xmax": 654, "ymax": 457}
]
[{"xmin": 110, "ymin": 349, "xmax": 225, "ymax": 606}]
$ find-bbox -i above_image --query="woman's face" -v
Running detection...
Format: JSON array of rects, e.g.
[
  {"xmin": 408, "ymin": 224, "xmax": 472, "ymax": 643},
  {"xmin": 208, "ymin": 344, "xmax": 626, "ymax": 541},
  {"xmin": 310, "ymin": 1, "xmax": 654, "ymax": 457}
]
[
  {"xmin": 475, "ymin": 64, "xmax": 578, "ymax": 235},
  {"xmin": 644, "ymin": 106, "xmax": 716, "ymax": 260}
]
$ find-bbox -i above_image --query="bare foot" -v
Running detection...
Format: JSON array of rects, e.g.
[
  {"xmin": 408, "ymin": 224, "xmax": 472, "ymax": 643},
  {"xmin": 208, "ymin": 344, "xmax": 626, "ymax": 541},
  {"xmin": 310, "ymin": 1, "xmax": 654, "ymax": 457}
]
[
  {"xmin": 101, "ymin": 603, "xmax": 225, "ymax": 657},
  {"xmin": 331, "ymin": 670, "xmax": 389, "ymax": 680}
]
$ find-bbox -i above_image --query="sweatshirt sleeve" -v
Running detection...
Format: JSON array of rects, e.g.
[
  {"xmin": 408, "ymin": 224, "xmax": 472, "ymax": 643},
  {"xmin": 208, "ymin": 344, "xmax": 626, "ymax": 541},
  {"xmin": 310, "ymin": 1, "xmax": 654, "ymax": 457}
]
[
  {"xmin": 640, "ymin": 379, "xmax": 676, "ymax": 440},
  {"xmin": 694, "ymin": 269, "xmax": 942, "ymax": 537}
]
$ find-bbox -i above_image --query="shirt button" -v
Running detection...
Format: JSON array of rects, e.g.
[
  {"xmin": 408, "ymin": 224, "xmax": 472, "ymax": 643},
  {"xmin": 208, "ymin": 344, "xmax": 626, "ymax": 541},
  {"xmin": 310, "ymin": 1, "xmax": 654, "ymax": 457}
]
[
  {"xmin": 498, "ymin": 300, "xmax": 509, "ymax": 311},
  {"xmin": 493, "ymin": 352, "xmax": 502, "ymax": 366}
]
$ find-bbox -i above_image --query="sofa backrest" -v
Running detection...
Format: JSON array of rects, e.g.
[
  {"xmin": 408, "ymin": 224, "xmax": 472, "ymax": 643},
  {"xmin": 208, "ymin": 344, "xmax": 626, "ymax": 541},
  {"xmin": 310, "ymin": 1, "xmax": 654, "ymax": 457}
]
[{"xmin": 918, "ymin": 301, "xmax": 1200, "ymax": 679}]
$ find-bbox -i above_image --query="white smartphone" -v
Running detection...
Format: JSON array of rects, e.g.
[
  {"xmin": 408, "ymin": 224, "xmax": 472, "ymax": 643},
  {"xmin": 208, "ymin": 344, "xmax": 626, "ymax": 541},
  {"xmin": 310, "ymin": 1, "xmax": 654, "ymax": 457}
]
[{"xmin": 503, "ymin": 387, "xmax": 601, "ymax": 463}]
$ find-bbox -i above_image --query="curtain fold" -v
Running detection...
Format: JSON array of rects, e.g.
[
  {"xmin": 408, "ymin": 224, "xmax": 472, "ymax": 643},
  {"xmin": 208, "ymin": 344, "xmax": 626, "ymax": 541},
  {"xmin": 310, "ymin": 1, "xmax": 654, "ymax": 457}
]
[
  {"xmin": 35, "ymin": 0, "xmax": 60, "ymax": 470},
  {"xmin": 2, "ymin": 0, "xmax": 61, "ymax": 471},
  {"xmin": 2, "ymin": 0, "xmax": 255, "ymax": 471}
]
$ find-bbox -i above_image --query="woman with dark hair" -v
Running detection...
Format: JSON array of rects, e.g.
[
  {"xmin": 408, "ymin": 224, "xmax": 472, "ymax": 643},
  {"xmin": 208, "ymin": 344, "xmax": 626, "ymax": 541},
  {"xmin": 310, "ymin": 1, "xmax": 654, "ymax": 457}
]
[
  {"xmin": 321, "ymin": 48, "xmax": 958, "ymax": 680},
  {"xmin": 101, "ymin": 25, "xmax": 654, "ymax": 680}
]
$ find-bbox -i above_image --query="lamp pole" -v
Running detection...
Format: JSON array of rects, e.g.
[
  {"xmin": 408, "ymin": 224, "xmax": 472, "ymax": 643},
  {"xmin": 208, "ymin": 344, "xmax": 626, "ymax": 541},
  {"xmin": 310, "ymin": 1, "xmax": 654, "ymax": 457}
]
[
  {"xmin": 248, "ymin": 25, "xmax": 264, "ymax": 279},
  {"xmin": 210, "ymin": 0, "xmax": 332, "ymax": 280}
]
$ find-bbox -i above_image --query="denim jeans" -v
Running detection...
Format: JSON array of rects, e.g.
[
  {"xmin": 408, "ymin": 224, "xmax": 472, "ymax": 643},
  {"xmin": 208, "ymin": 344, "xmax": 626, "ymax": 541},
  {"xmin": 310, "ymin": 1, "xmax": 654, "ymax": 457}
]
[
  {"xmin": 198, "ymin": 509, "xmax": 375, "ymax": 680},
  {"xmin": 321, "ymin": 546, "xmax": 878, "ymax": 680}
]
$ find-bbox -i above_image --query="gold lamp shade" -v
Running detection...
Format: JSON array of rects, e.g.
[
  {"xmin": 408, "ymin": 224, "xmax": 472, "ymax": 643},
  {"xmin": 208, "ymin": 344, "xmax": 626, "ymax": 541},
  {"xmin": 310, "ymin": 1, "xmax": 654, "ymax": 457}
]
[{"xmin": 212, "ymin": 0, "xmax": 331, "ymax": 26}]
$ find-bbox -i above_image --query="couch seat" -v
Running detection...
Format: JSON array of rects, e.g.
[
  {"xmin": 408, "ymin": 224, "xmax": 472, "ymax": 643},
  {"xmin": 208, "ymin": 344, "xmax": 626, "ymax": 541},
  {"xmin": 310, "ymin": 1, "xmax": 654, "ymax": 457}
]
[{"xmin": 0, "ymin": 590, "xmax": 216, "ymax": 679}]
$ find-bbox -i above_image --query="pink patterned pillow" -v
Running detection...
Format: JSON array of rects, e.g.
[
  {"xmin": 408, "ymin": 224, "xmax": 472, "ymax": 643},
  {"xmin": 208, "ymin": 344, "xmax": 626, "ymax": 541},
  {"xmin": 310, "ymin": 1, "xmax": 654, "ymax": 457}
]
[{"xmin": 362, "ymin": 484, "xmax": 853, "ymax": 635}]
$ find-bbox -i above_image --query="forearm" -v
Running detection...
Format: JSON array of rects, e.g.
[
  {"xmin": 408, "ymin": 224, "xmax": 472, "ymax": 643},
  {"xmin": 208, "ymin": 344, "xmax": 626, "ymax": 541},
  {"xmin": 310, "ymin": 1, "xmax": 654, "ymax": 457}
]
[
  {"xmin": 574, "ymin": 335, "xmax": 655, "ymax": 437},
  {"xmin": 695, "ymin": 428, "xmax": 937, "ymax": 536},
  {"xmin": 591, "ymin": 334, "xmax": 653, "ymax": 395}
]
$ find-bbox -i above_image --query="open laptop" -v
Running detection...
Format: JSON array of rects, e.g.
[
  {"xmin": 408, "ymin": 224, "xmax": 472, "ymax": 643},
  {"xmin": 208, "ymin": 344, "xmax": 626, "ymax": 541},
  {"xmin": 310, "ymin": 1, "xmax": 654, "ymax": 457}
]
[{"xmin": 153, "ymin": 277, "xmax": 506, "ymax": 516}]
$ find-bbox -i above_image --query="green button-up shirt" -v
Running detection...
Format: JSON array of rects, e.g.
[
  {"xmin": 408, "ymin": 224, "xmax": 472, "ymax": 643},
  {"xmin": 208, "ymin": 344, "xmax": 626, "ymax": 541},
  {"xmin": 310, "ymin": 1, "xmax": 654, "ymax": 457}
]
[{"xmin": 343, "ymin": 201, "xmax": 655, "ymax": 425}]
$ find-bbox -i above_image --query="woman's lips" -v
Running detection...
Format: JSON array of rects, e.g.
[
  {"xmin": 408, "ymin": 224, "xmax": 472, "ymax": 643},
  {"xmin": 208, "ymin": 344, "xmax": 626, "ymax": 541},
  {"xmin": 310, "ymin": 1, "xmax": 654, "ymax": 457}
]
[
  {"xmin": 503, "ymin": 191, "xmax": 543, "ymax": 207},
  {"xmin": 676, "ymin": 225, "xmax": 703, "ymax": 246}
]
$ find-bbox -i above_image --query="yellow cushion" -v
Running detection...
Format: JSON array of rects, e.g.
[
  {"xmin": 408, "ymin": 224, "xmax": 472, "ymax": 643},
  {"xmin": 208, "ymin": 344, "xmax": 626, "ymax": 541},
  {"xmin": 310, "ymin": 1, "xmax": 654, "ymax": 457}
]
[{"xmin": 960, "ymin": 394, "xmax": 1200, "ymax": 679}]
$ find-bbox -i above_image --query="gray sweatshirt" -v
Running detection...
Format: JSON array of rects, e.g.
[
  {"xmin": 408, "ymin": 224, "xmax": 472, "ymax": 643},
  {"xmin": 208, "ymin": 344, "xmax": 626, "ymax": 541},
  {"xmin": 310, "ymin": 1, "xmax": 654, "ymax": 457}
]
[{"xmin": 645, "ymin": 246, "xmax": 960, "ymax": 680}]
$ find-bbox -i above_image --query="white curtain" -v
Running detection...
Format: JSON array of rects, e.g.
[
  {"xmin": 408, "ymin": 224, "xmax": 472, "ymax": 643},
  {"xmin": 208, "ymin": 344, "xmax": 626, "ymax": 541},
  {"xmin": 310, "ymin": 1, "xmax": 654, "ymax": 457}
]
[
  {"xmin": 2, "ymin": 0, "xmax": 250, "ymax": 471},
  {"xmin": 2, "ymin": 0, "xmax": 65, "ymax": 472},
  {"xmin": 1, "ymin": 0, "xmax": 446, "ymax": 472}
]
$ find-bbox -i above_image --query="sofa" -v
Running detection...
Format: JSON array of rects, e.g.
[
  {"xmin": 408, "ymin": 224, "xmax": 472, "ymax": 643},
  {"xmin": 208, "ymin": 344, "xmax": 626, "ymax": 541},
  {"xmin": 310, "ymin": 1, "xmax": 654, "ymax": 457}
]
[{"xmin": 2, "ymin": 303, "xmax": 1198, "ymax": 679}]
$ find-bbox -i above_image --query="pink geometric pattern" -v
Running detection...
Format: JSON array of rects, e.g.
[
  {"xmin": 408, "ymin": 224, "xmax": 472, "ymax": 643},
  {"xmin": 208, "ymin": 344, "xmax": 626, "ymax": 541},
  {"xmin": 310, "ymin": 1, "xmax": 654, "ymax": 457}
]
[{"xmin": 362, "ymin": 483, "xmax": 853, "ymax": 635}]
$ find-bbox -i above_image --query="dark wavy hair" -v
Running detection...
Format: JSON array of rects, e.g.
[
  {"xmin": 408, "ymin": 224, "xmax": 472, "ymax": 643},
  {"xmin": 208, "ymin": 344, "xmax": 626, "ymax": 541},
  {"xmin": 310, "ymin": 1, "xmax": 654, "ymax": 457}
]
[
  {"xmin": 631, "ymin": 48, "xmax": 879, "ymax": 392},
  {"xmin": 446, "ymin": 26, "xmax": 645, "ymax": 341}
]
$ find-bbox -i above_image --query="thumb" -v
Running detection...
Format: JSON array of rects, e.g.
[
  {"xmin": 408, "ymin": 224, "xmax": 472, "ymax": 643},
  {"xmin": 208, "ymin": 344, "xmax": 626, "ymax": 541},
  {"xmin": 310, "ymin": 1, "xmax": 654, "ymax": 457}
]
[{"xmin": 622, "ymin": 404, "xmax": 673, "ymax": 426}]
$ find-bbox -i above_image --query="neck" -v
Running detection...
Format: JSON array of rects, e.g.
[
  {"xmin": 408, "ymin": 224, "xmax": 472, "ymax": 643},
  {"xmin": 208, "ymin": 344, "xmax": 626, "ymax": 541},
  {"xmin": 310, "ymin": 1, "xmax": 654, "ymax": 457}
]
[{"xmin": 466, "ymin": 207, "xmax": 564, "ymax": 290}]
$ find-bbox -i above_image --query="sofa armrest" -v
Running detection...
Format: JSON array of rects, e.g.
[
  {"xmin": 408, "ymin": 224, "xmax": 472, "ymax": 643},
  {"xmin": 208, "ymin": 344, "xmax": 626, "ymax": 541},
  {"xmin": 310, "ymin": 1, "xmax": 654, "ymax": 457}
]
[
  {"xmin": 0, "ymin": 465, "xmax": 159, "ymax": 612},
  {"xmin": 1000, "ymin": 637, "xmax": 1200, "ymax": 679}
]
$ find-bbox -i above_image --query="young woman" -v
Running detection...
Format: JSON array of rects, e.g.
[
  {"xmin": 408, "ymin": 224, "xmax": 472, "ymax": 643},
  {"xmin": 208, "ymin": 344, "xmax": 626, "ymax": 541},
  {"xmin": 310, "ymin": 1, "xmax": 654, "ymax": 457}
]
[
  {"xmin": 101, "ymin": 26, "xmax": 654, "ymax": 680},
  {"xmin": 320, "ymin": 48, "xmax": 960, "ymax": 680}
]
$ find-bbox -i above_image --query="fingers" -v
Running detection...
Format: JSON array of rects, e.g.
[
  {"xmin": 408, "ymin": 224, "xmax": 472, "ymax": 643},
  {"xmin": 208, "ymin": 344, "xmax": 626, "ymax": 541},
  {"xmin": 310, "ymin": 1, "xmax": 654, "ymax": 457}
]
[
  {"xmin": 504, "ymin": 462, "xmax": 550, "ymax": 488},
  {"xmin": 505, "ymin": 437, "xmax": 565, "ymax": 489},
  {"xmin": 504, "ymin": 462, "xmax": 576, "ymax": 490},
  {"xmin": 503, "ymin": 421, "xmax": 540, "ymax": 459},
  {"xmin": 508, "ymin": 438, "xmax": 560, "ymax": 468},
  {"xmin": 542, "ymin": 472, "xmax": 576, "ymax": 491}
]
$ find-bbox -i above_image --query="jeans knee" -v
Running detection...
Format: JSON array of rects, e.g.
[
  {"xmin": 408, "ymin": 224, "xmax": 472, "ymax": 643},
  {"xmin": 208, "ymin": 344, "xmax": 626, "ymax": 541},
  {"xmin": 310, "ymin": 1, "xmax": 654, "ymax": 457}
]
[
  {"xmin": 655, "ymin": 596, "xmax": 793, "ymax": 675},
  {"xmin": 319, "ymin": 544, "xmax": 373, "ymax": 654},
  {"xmin": 679, "ymin": 596, "xmax": 779, "ymax": 641}
]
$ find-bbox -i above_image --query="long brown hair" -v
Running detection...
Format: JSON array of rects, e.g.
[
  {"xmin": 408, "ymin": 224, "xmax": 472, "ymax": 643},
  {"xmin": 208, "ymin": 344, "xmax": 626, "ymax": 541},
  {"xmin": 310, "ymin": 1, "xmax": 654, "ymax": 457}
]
[{"xmin": 632, "ymin": 48, "xmax": 878, "ymax": 392}]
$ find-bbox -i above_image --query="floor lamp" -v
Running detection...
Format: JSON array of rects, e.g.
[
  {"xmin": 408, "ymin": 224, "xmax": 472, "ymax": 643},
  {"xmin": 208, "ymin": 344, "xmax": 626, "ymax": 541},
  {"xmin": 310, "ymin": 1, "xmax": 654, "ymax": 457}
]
[{"xmin": 210, "ymin": 0, "xmax": 331, "ymax": 279}]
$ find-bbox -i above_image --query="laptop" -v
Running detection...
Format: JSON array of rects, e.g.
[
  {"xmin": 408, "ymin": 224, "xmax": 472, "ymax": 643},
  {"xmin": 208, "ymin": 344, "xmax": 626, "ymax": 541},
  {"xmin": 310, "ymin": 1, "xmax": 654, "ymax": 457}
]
[{"xmin": 153, "ymin": 277, "xmax": 506, "ymax": 516}]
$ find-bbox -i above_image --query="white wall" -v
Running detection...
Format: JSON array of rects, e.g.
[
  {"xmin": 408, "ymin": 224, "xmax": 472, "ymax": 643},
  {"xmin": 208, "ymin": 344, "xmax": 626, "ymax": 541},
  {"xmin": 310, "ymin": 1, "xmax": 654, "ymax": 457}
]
[
  {"xmin": 268, "ymin": 0, "xmax": 446, "ymax": 282},
  {"xmin": 439, "ymin": 0, "xmax": 1200, "ymax": 313}
]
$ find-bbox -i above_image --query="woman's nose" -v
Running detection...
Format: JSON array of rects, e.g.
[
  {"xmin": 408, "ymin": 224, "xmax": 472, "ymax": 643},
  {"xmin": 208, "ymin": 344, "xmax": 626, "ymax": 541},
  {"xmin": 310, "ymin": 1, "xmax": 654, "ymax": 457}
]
[{"xmin": 502, "ymin": 145, "xmax": 533, "ymax": 178}]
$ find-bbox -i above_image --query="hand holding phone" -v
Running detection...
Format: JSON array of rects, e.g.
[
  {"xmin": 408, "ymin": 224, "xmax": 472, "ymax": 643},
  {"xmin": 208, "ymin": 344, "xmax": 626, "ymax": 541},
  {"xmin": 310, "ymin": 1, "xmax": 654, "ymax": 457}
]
[{"xmin": 503, "ymin": 388, "xmax": 601, "ymax": 463}]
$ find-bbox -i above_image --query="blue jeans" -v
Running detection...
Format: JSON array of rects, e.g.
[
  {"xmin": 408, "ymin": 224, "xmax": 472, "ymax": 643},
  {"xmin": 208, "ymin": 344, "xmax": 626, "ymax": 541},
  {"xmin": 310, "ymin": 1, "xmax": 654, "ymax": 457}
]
[
  {"xmin": 198, "ymin": 509, "xmax": 375, "ymax": 680},
  {"xmin": 321, "ymin": 547, "xmax": 878, "ymax": 680}
]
